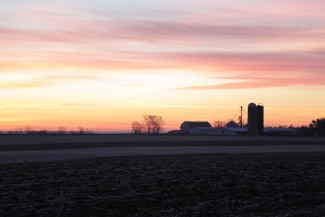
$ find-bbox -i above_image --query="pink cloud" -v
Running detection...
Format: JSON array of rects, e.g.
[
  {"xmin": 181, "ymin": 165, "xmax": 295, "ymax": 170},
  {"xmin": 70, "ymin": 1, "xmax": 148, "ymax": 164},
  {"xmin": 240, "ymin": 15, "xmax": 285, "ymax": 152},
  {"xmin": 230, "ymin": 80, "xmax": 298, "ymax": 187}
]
[
  {"xmin": 1, "ymin": 0, "xmax": 325, "ymax": 50},
  {"xmin": 135, "ymin": 51, "xmax": 325, "ymax": 76},
  {"xmin": 176, "ymin": 76, "xmax": 325, "ymax": 90},
  {"xmin": 1, "ymin": 4, "xmax": 324, "ymax": 90},
  {"xmin": 1, "ymin": 50, "xmax": 324, "ymax": 82},
  {"xmin": 1, "ymin": 21, "xmax": 324, "ymax": 46}
]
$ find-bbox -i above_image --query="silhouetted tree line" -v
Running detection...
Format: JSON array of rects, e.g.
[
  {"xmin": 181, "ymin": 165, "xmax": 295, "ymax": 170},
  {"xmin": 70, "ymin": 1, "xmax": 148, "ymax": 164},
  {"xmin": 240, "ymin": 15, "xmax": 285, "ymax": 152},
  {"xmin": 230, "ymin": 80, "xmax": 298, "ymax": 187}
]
[
  {"xmin": 308, "ymin": 118, "xmax": 325, "ymax": 136},
  {"xmin": 213, "ymin": 120, "xmax": 226, "ymax": 128},
  {"xmin": 212, "ymin": 118, "xmax": 325, "ymax": 136},
  {"xmin": 293, "ymin": 118, "xmax": 325, "ymax": 136},
  {"xmin": 131, "ymin": 114, "xmax": 165, "ymax": 134},
  {"xmin": 0, "ymin": 126, "xmax": 94, "ymax": 135}
]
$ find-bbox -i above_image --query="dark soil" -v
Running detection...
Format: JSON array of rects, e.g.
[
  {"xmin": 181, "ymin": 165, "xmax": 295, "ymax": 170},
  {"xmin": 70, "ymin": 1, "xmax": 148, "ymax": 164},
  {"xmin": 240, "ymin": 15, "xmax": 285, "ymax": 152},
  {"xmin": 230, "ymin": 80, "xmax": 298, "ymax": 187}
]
[{"xmin": 1, "ymin": 153, "xmax": 325, "ymax": 217}]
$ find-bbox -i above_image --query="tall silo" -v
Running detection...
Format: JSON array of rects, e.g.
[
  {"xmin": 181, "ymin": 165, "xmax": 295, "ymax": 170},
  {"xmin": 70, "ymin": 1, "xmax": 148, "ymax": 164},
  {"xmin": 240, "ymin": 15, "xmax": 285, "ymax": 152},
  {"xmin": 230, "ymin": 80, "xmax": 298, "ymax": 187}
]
[
  {"xmin": 248, "ymin": 103, "xmax": 257, "ymax": 135},
  {"xmin": 257, "ymin": 104, "xmax": 264, "ymax": 135}
]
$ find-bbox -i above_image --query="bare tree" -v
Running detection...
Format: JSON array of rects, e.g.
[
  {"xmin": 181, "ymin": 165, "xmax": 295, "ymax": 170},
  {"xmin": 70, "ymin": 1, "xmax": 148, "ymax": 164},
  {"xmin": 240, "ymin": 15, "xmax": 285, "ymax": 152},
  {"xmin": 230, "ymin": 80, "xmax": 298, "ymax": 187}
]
[
  {"xmin": 142, "ymin": 114, "xmax": 165, "ymax": 134},
  {"xmin": 131, "ymin": 121, "xmax": 144, "ymax": 134},
  {"xmin": 142, "ymin": 115, "xmax": 153, "ymax": 134},
  {"xmin": 25, "ymin": 126, "xmax": 33, "ymax": 134},
  {"xmin": 132, "ymin": 115, "xmax": 165, "ymax": 134},
  {"xmin": 213, "ymin": 120, "xmax": 226, "ymax": 128},
  {"xmin": 150, "ymin": 115, "xmax": 165, "ymax": 134},
  {"xmin": 12, "ymin": 128, "xmax": 23, "ymax": 134},
  {"xmin": 57, "ymin": 126, "xmax": 66, "ymax": 134},
  {"xmin": 78, "ymin": 127, "xmax": 84, "ymax": 134},
  {"xmin": 78, "ymin": 127, "xmax": 93, "ymax": 134}
]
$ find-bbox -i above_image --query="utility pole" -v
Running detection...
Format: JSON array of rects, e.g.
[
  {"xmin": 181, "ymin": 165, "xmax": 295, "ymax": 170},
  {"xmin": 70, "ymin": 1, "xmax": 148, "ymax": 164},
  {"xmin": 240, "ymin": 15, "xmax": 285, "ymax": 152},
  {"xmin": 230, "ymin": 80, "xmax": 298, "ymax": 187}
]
[{"xmin": 240, "ymin": 106, "xmax": 243, "ymax": 128}]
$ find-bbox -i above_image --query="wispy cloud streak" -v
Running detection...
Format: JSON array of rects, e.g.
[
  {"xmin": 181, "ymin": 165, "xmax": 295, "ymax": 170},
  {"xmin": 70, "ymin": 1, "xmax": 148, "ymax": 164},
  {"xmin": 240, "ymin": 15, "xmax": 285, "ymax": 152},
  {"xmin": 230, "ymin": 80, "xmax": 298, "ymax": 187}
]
[
  {"xmin": 176, "ymin": 76, "xmax": 325, "ymax": 90},
  {"xmin": 1, "ymin": 1, "xmax": 324, "ymax": 87}
]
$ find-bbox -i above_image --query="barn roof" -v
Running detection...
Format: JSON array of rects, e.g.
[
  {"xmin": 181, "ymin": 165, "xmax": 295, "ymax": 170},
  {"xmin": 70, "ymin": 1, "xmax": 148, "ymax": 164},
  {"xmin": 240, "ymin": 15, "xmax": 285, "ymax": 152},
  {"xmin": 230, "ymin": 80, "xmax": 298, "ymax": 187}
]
[
  {"xmin": 226, "ymin": 120, "xmax": 239, "ymax": 128},
  {"xmin": 181, "ymin": 121, "xmax": 212, "ymax": 128}
]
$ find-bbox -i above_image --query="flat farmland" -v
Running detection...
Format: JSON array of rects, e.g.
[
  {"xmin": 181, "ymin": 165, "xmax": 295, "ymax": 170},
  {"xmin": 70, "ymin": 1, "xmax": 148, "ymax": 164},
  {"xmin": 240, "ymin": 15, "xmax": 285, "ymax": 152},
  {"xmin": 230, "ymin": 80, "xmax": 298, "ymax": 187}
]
[
  {"xmin": 1, "ymin": 153, "xmax": 325, "ymax": 217},
  {"xmin": 1, "ymin": 135, "xmax": 325, "ymax": 216},
  {"xmin": 0, "ymin": 134, "xmax": 324, "ymax": 151}
]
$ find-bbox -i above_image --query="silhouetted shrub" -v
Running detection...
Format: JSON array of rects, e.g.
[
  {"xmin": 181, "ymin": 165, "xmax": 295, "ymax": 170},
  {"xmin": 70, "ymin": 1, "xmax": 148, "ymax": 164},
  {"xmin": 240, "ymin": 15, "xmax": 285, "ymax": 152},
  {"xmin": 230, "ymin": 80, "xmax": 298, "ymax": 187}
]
[{"xmin": 309, "ymin": 118, "xmax": 325, "ymax": 136}]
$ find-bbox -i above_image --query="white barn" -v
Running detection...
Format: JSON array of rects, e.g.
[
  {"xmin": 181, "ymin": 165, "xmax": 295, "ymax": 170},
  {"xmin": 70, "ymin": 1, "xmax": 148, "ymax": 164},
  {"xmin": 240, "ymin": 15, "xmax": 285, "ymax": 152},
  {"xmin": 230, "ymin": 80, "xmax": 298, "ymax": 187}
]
[
  {"xmin": 180, "ymin": 121, "xmax": 212, "ymax": 134},
  {"xmin": 180, "ymin": 121, "xmax": 239, "ymax": 135}
]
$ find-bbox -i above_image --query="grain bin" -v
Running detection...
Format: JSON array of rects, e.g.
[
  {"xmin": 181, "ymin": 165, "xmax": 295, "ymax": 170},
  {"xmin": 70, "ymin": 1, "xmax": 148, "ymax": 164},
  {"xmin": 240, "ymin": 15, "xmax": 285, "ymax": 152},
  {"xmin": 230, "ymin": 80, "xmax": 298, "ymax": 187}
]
[
  {"xmin": 257, "ymin": 104, "xmax": 264, "ymax": 135},
  {"xmin": 248, "ymin": 103, "xmax": 257, "ymax": 135}
]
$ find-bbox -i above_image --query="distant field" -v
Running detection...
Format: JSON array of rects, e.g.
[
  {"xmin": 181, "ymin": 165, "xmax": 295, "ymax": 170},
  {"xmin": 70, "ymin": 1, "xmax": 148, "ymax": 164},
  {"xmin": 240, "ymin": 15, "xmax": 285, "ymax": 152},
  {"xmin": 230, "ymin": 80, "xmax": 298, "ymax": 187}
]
[
  {"xmin": 1, "ymin": 153, "xmax": 325, "ymax": 217},
  {"xmin": 0, "ymin": 134, "xmax": 324, "ymax": 151}
]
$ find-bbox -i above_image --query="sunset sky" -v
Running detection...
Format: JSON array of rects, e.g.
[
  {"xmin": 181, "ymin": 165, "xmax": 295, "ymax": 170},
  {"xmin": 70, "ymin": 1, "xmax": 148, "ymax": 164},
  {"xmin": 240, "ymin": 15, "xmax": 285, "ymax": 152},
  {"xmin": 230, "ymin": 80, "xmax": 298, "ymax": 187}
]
[{"xmin": 1, "ymin": 0, "xmax": 324, "ymax": 132}]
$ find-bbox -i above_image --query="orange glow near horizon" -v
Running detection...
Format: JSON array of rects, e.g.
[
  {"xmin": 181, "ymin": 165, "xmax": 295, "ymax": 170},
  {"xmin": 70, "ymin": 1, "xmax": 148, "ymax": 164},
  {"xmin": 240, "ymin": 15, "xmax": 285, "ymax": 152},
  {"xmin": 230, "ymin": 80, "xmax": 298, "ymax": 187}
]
[{"xmin": 1, "ymin": 0, "xmax": 324, "ymax": 132}]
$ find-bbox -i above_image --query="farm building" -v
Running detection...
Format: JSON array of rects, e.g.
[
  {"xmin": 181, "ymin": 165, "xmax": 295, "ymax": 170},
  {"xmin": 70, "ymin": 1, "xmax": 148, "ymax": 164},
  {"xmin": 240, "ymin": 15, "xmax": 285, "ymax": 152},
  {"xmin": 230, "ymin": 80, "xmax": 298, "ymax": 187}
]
[
  {"xmin": 180, "ymin": 121, "xmax": 212, "ymax": 134},
  {"xmin": 180, "ymin": 121, "xmax": 239, "ymax": 135},
  {"xmin": 225, "ymin": 120, "xmax": 239, "ymax": 128},
  {"xmin": 188, "ymin": 127, "xmax": 239, "ymax": 135}
]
